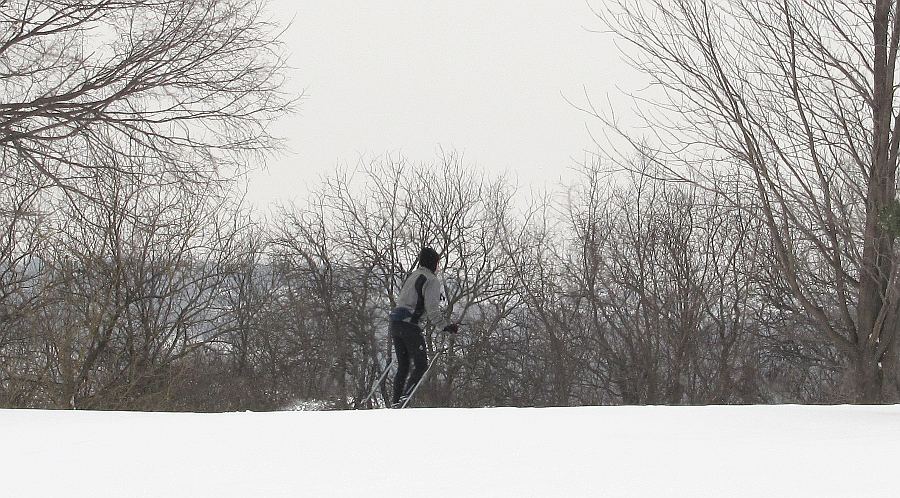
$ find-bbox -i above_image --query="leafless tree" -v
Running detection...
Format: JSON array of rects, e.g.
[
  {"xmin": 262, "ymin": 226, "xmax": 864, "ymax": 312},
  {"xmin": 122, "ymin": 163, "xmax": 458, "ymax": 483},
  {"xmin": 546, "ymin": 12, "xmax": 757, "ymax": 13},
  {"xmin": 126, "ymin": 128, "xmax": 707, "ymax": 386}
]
[
  {"xmin": 15, "ymin": 170, "xmax": 247, "ymax": 409},
  {"xmin": 0, "ymin": 0, "xmax": 295, "ymax": 410},
  {"xmin": 1, "ymin": 0, "xmax": 294, "ymax": 201},
  {"xmin": 503, "ymin": 193, "xmax": 582, "ymax": 405},
  {"xmin": 594, "ymin": 0, "xmax": 900, "ymax": 402},
  {"xmin": 266, "ymin": 152, "xmax": 520, "ymax": 408},
  {"xmin": 0, "ymin": 169, "xmax": 48, "ymax": 406},
  {"xmin": 562, "ymin": 162, "xmax": 768, "ymax": 404},
  {"xmin": 269, "ymin": 200, "xmax": 373, "ymax": 409}
]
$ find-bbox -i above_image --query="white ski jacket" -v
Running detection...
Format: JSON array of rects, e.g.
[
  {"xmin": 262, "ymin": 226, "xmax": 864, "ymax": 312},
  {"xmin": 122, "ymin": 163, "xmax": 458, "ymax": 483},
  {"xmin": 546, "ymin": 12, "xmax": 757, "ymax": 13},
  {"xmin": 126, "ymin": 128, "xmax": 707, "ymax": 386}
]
[{"xmin": 390, "ymin": 267, "xmax": 449, "ymax": 330}]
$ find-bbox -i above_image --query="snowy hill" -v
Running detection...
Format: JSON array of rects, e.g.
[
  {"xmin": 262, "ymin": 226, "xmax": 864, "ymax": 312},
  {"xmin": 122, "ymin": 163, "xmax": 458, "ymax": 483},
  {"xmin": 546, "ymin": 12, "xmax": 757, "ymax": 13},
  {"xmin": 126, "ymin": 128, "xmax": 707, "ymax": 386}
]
[{"xmin": 3, "ymin": 405, "xmax": 899, "ymax": 497}]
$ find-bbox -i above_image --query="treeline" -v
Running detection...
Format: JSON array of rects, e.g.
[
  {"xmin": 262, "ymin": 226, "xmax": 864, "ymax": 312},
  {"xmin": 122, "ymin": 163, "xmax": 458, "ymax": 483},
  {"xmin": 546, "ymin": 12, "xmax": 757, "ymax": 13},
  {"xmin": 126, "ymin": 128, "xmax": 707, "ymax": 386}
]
[
  {"xmin": 3, "ymin": 0, "xmax": 899, "ymax": 409},
  {"xmin": 0, "ymin": 152, "xmax": 848, "ymax": 410}
]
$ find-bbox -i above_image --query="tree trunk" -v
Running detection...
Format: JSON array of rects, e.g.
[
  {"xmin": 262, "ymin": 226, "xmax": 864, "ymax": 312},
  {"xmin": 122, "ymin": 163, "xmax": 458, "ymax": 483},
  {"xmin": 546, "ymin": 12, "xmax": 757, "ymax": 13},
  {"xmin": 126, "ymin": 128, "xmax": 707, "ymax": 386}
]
[
  {"xmin": 851, "ymin": 0, "xmax": 897, "ymax": 403},
  {"xmin": 881, "ymin": 337, "xmax": 900, "ymax": 403},
  {"xmin": 851, "ymin": 351, "xmax": 882, "ymax": 403}
]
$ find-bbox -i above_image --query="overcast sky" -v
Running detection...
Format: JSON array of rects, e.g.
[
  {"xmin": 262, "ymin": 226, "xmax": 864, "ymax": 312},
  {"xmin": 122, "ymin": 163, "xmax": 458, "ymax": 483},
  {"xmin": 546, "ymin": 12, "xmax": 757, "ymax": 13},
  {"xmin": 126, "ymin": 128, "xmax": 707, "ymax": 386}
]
[{"xmin": 247, "ymin": 0, "xmax": 637, "ymax": 208}]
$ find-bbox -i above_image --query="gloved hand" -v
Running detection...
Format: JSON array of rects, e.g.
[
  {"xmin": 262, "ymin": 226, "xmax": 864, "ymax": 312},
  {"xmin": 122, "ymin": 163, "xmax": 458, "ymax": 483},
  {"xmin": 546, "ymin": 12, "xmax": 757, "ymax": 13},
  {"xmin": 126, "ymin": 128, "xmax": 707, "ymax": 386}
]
[{"xmin": 442, "ymin": 323, "xmax": 460, "ymax": 334}]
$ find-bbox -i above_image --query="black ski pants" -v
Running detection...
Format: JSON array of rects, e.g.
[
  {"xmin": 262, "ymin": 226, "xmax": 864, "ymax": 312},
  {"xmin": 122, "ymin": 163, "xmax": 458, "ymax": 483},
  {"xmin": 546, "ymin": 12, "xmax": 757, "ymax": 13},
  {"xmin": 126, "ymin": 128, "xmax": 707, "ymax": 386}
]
[{"xmin": 390, "ymin": 320, "xmax": 428, "ymax": 404}]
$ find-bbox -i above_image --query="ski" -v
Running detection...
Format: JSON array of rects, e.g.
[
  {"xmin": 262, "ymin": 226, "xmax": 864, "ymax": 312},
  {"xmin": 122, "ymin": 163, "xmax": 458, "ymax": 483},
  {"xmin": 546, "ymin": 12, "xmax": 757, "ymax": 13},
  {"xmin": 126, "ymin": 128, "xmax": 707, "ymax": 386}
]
[
  {"xmin": 355, "ymin": 358, "xmax": 393, "ymax": 409},
  {"xmin": 398, "ymin": 347, "xmax": 449, "ymax": 408}
]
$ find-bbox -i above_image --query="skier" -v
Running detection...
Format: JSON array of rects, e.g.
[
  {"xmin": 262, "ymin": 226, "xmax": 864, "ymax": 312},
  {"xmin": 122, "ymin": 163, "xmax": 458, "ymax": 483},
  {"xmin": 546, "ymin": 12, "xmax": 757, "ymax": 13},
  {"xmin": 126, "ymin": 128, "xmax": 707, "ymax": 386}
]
[{"xmin": 388, "ymin": 247, "xmax": 459, "ymax": 408}]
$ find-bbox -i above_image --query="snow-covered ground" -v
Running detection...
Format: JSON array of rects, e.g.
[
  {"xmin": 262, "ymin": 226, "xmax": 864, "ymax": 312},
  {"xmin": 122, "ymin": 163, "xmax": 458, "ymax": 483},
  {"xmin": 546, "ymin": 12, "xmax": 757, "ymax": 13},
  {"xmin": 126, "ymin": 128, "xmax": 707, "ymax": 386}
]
[{"xmin": 3, "ymin": 405, "xmax": 898, "ymax": 497}]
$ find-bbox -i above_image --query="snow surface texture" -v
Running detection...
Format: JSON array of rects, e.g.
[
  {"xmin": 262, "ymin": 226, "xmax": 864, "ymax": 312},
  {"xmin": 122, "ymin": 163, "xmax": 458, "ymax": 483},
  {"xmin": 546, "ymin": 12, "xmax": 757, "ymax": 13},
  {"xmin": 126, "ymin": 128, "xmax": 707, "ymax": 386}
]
[{"xmin": 3, "ymin": 405, "xmax": 898, "ymax": 497}]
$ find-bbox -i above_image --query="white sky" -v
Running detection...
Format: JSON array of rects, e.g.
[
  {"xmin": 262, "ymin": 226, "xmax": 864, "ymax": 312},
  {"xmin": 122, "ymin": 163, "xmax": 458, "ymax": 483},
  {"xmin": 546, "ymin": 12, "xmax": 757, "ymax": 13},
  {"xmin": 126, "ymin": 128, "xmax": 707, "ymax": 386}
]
[{"xmin": 246, "ymin": 0, "xmax": 639, "ymax": 209}]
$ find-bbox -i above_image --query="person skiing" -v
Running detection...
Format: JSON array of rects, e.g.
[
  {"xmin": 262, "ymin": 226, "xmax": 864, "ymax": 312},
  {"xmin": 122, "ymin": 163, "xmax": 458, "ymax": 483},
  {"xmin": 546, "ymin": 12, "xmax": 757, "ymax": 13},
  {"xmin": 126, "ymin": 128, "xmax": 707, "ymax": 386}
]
[{"xmin": 388, "ymin": 247, "xmax": 459, "ymax": 408}]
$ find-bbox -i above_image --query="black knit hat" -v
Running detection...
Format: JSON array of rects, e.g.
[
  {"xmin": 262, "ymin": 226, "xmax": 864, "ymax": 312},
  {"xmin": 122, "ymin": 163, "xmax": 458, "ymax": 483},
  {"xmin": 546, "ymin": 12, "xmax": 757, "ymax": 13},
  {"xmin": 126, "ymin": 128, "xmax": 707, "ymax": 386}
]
[{"xmin": 418, "ymin": 247, "xmax": 440, "ymax": 272}]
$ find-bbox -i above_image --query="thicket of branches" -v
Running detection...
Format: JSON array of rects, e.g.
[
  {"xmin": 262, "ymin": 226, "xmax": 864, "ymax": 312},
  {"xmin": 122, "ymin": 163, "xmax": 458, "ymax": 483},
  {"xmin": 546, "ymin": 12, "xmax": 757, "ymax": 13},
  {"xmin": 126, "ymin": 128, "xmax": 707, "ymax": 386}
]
[
  {"xmin": 1, "ymin": 0, "xmax": 895, "ymax": 410},
  {"xmin": 591, "ymin": 0, "xmax": 900, "ymax": 402},
  {"xmin": 0, "ymin": 0, "xmax": 293, "ymax": 409},
  {"xmin": 0, "ymin": 151, "xmax": 850, "ymax": 409}
]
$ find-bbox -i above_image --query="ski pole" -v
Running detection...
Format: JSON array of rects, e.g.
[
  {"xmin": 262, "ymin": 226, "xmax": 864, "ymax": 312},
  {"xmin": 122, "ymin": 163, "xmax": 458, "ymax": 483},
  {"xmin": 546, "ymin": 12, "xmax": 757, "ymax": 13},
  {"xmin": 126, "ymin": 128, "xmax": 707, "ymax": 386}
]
[
  {"xmin": 399, "ymin": 347, "xmax": 449, "ymax": 409},
  {"xmin": 356, "ymin": 358, "xmax": 393, "ymax": 409}
]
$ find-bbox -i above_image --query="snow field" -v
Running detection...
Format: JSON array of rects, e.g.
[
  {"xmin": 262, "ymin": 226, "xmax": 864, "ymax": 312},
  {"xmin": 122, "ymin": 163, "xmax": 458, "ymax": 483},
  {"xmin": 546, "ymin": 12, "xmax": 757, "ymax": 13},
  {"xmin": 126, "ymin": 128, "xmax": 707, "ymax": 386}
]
[{"xmin": 2, "ymin": 405, "xmax": 898, "ymax": 497}]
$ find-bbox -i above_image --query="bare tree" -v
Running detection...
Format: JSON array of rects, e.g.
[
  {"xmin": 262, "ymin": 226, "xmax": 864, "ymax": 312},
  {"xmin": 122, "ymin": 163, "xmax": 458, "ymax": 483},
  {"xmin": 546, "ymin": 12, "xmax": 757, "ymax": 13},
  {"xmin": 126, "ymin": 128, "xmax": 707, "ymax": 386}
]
[
  {"xmin": 503, "ymin": 193, "xmax": 583, "ymax": 406},
  {"xmin": 270, "ymin": 200, "xmax": 374, "ymax": 409},
  {"xmin": 564, "ymin": 162, "xmax": 771, "ymax": 404},
  {"xmin": 265, "ymin": 152, "xmax": 520, "ymax": 408},
  {"xmin": 595, "ymin": 0, "xmax": 900, "ymax": 402},
  {"xmin": 0, "ymin": 169, "xmax": 48, "ymax": 407},
  {"xmin": 1, "ymin": 0, "xmax": 294, "ymax": 200},
  {"xmin": 0, "ymin": 0, "xmax": 295, "ymax": 410},
  {"xmin": 18, "ymin": 170, "xmax": 247, "ymax": 409}
]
